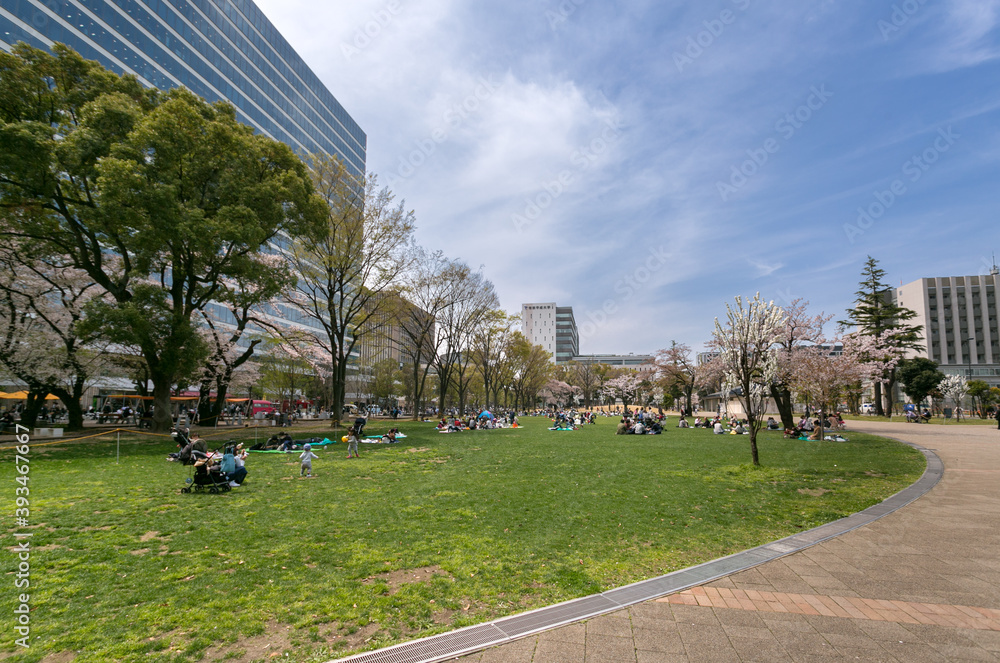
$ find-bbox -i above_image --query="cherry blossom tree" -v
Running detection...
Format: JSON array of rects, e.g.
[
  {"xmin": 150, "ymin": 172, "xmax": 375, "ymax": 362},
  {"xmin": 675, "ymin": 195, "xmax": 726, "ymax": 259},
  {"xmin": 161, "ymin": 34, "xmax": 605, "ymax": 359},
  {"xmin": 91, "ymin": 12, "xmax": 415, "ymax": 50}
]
[
  {"xmin": 602, "ymin": 373, "xmax": 645, "ymax": 409},
  {"xmin": 654, "ymin": 341, "xmax": 702, "ymax": 414},
  {"xmin": 788, "ymin": 339, "xmax": 868, "ymax": 441},
  {"xmin": 195, "ymin": 258, "xmax": 292, "ymax": 425},
  {"xmin": 845, "ymin": 331, "xmax": 906, "ymax": 417},
  {"xmin": 542, "ymin": 379, "xmax": 578, "ymax": 408},
  {"xmin": 773, "ymin": 299, "xmax": 832, "ymax": 428},
  {"xmin": 714, "ymin": 294, "xmax": 787, "ymax": 466},
  {"xmin": 940, "ymin": 375, "xmax": 969, "ymax": 422},
  {"xmin": 0, "ymin": 250, "xmax": 108, "ymax": 431}
]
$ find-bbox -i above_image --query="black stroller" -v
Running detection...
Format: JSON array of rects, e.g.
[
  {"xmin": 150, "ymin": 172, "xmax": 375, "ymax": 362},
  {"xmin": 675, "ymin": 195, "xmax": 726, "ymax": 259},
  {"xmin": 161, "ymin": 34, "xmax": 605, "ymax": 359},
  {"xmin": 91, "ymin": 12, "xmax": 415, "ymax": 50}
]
[
  {"xmin": 180, "ymin": 449, "xmax": 232, "ymax": 494},
  {"xmin": 353, "ymin": 416, "xmax": 367, "ymax": 438},
  {"xmin": 170, "ymin": 431, "xmax": 232, "ymax": 494}
]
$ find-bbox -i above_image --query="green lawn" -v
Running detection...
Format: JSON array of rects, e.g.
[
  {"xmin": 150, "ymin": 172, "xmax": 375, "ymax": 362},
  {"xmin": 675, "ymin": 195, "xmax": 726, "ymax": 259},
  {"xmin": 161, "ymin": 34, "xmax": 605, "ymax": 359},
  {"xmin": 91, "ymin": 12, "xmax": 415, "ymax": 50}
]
[{"xmin": 1, "ymin": 416, "xmax": 925, "ymax": 662}]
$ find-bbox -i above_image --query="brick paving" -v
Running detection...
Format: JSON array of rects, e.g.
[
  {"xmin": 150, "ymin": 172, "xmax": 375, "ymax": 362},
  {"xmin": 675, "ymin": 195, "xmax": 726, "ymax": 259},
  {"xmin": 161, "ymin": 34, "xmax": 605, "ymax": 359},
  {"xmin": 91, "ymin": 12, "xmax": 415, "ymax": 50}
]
[
  {"xmin": 663, "ymin": 588, "xmax": 1000, "ymax": 631},
  {"xmin": 456, "ymin": 422, "xmax": 1000, "ymax": 662}
]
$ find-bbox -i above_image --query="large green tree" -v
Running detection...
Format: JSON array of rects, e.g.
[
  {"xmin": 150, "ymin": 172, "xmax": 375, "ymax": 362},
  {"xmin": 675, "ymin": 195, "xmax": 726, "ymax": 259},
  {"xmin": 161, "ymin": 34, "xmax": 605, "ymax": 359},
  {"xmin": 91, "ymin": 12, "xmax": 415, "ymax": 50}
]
[
  {"xmin": 0, "ymin": 44, "xmax": 321, "ymax": 432},
  {"xmin": 840, "ymin": 256, "xmax": 923, "ymax": 416},
  {"xmin": 895, "ymin": 357, "xmax": 944, "ymax": 419}
]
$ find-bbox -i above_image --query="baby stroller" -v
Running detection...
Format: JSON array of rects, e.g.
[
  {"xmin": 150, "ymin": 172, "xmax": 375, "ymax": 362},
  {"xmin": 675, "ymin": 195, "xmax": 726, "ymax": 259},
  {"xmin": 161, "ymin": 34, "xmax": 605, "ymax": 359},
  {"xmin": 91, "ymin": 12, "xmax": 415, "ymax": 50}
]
[{"xmin": 180, "ymin": 447, "xmax": 232, "ymax": 494}]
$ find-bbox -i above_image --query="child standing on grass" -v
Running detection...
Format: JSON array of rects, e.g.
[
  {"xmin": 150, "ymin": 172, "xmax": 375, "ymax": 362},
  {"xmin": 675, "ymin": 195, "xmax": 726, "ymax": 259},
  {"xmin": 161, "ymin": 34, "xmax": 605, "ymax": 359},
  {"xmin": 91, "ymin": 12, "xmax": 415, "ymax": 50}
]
[
  {"xmin": 346, "ymin": 428, "xmax": 360, "ymax": 459},
  {"xmin": 299, "ymin": 443, "xmax": 318, "ymax": 477}
]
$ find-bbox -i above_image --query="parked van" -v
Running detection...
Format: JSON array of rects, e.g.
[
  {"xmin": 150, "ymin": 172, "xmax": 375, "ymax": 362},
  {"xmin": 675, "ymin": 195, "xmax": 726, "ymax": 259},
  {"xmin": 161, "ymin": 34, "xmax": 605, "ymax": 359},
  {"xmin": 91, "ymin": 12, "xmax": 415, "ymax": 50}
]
[{"xmin": 860, "ymin": 403, "xmax": 875, "ymax": 414}]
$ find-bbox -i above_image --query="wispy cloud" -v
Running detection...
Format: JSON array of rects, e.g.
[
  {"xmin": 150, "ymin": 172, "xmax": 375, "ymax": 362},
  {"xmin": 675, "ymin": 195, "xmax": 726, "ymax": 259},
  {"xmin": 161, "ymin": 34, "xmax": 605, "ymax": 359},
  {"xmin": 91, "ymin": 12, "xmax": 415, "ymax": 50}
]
[{"xmin": 255, "ymin": 0, "xmax": 1000, "ymax": 353}]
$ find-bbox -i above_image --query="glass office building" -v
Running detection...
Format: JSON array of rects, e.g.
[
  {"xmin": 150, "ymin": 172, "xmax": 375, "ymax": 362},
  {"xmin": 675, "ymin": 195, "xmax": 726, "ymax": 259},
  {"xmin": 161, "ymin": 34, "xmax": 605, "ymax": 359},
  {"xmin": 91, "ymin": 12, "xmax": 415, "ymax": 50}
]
[
  {"xmin": 1, "ymin": 0, "xmax": 368, "ymax": 391},
  {"xmin": 0, "ymin": 0, "xmax": 366, "ymax": 178}
]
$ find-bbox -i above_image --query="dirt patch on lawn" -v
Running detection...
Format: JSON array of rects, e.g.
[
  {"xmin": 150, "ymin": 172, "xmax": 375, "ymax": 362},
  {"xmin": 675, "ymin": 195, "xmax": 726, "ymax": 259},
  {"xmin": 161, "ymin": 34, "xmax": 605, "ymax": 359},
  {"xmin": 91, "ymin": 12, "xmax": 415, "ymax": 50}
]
[
  {"xmin": 798, "ymin": 488, "xmax": 831, "ymax": 497},
  {"xmin": 200, "ymin": 620, "xmax": 386, "ymax": 662},
  {"xmin": 200, "ymin": 620, "xmax": 297, "ymax": 661},
  {"xmin": 406, "ymin": 447, "xmax": 430, "ymax": 453},
  {"xmin": 40, "ymin": 652, "xmax": 75, "ymax": 663},
  {"xmin": 362, "ymin": 565, "xmax": 453, "ymax": 595}
]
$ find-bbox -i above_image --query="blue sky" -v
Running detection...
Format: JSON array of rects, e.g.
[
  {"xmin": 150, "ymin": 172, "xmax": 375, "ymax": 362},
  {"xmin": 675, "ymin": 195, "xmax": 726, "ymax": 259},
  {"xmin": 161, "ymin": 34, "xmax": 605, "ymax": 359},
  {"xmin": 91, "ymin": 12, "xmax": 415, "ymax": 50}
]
[{"xmin": 254, "ymin": 0, "xmax": 1000, "ymax": 355}]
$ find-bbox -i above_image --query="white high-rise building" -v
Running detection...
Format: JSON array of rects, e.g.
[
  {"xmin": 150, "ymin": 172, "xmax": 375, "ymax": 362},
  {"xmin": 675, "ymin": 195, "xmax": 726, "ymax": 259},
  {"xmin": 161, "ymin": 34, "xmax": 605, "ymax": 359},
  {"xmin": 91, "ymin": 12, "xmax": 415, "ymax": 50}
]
[
  {"xmin": 894, "ymin": 266, "xmax": 1000, "ymax": 387},
  {"xmin": 521, "ymin": 303, "xmax": 579, "ymax": 363}
]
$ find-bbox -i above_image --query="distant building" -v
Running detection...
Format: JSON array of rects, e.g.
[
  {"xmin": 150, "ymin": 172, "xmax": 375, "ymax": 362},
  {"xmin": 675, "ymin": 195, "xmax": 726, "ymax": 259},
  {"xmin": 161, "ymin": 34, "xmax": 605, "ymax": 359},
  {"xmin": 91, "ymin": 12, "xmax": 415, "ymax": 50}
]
[
  {"xmin": 521, "ymin": 303, "xmax": 579, "ymax": 363},
  {"xmin": 570, "ymin": 354, "xmax": 653, "ymax": 370},
  {"xmin": 697, "ymin": 351, "xmax": 720, "ymax": 365},
  {"xmin": 894, "ymin": 267, "xmax": 1000, "ymax": 387}
]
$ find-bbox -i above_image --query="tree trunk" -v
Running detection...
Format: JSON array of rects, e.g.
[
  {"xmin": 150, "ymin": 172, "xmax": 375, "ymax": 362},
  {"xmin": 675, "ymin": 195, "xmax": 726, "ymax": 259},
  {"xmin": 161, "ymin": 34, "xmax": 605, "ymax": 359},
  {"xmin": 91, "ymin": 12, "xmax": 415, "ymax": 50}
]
[
  {"xmin": 151, "ymin": 380, "xmax": 173, "ymax": 433},
  {"xmin": 208, "ymin": 377, "xmax": 230, "ymax": 427},
  {"xmin": 748, "ymin": 428, "xmax": 760, "ymax": 466},
  {"xmin": 50, "ymin": 382, "xmax": 86, "ymax": 432},
  {"xmin": 883, "ymin": 375, "xmax": 896, "ymax": 419},
  {"xmin": 770, "ymin": 384, "xmax": 795, "ymax": 429},
  {"xmin": 330, "ymin": 358, "xmax": 347, "ymax": 427},
  {"xmin": 197, "ymin": 382, "xmax": 215, "ymax": 426},
  {"xmin": 19, "ymin": 391, "xmax": 45, "ymax": 431},
  {"xmin": 874, "ymin": 382, "xmax": 884, "ymax": 417},
  {"xmin": 62, "ymin": 396, "xmax": 84, "ymax": 432}
]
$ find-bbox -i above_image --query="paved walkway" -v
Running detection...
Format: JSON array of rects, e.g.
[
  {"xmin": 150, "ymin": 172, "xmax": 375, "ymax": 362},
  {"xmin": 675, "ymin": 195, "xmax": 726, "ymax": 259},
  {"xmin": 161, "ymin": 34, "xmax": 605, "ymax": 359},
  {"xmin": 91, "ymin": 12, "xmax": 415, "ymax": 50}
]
[{"xmin": 456, "ymin": 422, "xmax": 1000, "ymax": 662}]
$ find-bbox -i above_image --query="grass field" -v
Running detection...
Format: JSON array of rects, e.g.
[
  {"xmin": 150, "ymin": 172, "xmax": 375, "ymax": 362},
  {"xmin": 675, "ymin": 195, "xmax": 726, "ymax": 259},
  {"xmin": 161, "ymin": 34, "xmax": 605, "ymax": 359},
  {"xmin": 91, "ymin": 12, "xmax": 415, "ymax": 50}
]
[{"xmin": 1, "ymin": 416, "xmax": 925, "ymax": 662}]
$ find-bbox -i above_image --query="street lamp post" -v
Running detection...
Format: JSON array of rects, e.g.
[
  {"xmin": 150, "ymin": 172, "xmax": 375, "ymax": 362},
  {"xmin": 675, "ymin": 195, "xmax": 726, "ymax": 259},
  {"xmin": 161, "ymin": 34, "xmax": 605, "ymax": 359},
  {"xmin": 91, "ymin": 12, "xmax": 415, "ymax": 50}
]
[
  {"xmin": 961, "ymin": 336, "xmax": 975, "ymax": 418},
  {"xmin": 961, "ymin": 336, "xmax": 975, "ymax": 380}
]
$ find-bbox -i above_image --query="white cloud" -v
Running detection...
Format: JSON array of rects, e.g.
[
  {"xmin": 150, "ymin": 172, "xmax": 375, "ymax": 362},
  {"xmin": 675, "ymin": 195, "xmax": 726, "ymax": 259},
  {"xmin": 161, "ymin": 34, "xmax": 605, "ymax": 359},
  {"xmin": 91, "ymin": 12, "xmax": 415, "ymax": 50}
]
[{"xmin": 748, "ymin": 259, "xmax": 784, "ymax": 278}]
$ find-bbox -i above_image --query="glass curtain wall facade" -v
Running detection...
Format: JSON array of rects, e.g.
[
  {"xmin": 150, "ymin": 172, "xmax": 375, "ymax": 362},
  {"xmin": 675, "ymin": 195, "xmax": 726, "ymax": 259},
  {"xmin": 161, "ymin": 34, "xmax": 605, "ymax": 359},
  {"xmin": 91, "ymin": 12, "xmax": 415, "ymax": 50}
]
[{"xmin": 0, "ymin": 0, "xmax": 366, "ymax": 178}]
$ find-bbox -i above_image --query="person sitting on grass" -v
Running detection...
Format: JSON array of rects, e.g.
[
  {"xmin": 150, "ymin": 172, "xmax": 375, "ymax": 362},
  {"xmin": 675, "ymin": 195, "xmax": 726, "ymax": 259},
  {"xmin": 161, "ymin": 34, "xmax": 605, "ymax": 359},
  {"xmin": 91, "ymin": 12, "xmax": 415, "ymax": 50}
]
[
  {"xmin": 808, "ymin": 421, "xmax": 823, "ymax": 440},
  {"xmin": 766, "ymin": 416, "xmax": 780, "ymax": 430},
  {"xmin": 733, "ymin": 421, "xmax": 747, "ymax": 435},
  {"xmin": 713, "ymin": 421, "xmax": 725, "ymax": 435},
  {"xmin": 693, "ymin": 417, "xmax": 703, "ymax": 428},
  {"xmin": 616, "ymin": 419, "xmax": 629, "ymax": 435},
  {"xmin": 678, "ymin": 417, "xmax": 690, "ymax": 428}
]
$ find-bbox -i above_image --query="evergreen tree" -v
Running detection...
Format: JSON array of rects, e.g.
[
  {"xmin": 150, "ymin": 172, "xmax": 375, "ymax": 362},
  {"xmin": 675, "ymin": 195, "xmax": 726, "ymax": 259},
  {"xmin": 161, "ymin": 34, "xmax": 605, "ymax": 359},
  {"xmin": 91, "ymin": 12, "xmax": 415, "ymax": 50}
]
[{"xmin": 840, "ymin": 256, "xmax": 923, "ymax": 416}]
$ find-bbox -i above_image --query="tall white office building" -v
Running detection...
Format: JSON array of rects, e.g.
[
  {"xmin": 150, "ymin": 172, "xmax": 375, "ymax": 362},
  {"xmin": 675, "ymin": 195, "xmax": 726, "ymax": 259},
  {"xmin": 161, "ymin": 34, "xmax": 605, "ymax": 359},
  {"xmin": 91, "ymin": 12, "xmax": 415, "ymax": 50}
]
[
  {"xmin": 521, "ymin": 303, "xmax": 579, "ymax": 364},
  {"xmin": 894, "ymin": 265, "xmax": 1000, "ymax": 387}
]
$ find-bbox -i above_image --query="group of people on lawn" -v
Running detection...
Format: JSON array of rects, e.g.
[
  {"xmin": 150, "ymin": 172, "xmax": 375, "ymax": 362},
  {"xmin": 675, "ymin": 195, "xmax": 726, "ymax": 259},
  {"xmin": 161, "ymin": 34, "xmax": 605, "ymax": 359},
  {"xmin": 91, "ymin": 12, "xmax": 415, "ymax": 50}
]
[
  {"xmin": 616, "ymin": 411, "xmax": 665, "ymax": 435},
  {"xmin": 435, "ymin": 413, "xmax": 518, "ymax": 432}
]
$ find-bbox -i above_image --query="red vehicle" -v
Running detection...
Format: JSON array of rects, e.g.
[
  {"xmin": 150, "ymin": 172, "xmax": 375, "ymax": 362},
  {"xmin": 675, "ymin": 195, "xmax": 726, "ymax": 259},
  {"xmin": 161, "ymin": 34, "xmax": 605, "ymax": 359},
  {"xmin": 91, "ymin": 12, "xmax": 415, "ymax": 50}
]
[{"xmin": 247, "ymin": 400, "xmax": 275, "ymax": 416}]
